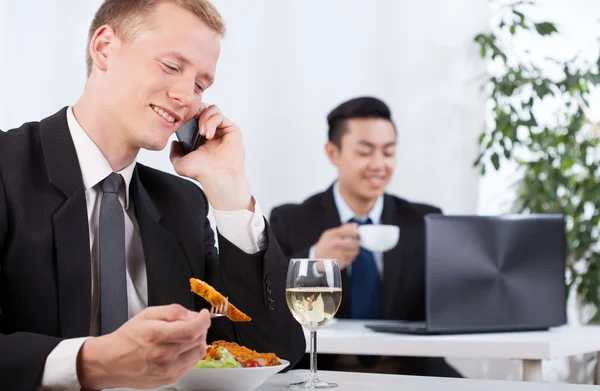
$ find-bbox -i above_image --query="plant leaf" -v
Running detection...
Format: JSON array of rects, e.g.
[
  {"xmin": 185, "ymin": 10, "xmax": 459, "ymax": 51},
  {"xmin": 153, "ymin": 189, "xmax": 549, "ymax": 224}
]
[
  {"xmin": 491, "ymin": 153, "xmax": 500, "ymax": 170},
  {"xmin": 534, "ymin": 22, "xmax": 558, "ymax": 35},
  {"xmin": 513, "ymin": 10, "xmax": 525, "ymax": 22},
  {"xmin": 478, "ymin": 133, "xmax": 487, "ymax": 144}
]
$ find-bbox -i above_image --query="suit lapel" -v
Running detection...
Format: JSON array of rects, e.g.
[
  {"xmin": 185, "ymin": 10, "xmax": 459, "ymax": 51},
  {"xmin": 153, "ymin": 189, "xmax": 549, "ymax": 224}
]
[
  {"xmin": 381, "ymin": 194, "xmax": 404, "ymax": 319},
  {"xmin": 131, "ymin": 170, "xmax": 194, "ymax": 309},
  {"xmin": 41, "ymin": 107, "xmax": 92, "ymax": 338}
]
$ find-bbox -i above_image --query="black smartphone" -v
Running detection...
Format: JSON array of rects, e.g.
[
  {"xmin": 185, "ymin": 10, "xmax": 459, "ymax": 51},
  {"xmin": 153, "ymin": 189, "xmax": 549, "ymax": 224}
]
[{"xmin": 175, "ymin": 118, "xmax": 206, "ymax": 154}]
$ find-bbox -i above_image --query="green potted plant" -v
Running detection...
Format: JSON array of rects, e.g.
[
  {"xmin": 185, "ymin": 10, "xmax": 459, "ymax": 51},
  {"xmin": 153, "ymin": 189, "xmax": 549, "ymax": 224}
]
[{"xmin": 473, "ymin": 0, "xmax": 600, "ymax": 328}]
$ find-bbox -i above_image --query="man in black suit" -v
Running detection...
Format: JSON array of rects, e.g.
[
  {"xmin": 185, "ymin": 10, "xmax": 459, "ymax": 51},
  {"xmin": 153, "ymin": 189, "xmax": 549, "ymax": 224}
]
[
  {"xmin": 270, "ymin": 97, "xmax": 461, "ymax": 377},
  {"xmin": 0, "ymin": 1, "xmax": 304, "ymax": 390}
]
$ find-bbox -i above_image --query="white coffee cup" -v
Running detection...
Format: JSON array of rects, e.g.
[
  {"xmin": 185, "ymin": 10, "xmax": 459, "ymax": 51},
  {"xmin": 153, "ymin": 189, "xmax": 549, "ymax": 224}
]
[{"xmin": 358, "ymin": 224, "xmax": 400, "ymax": 252}]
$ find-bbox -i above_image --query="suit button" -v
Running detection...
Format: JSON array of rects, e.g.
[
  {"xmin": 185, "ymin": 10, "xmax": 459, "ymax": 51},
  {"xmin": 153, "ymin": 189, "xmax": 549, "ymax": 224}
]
[
  {"xmin": 266, "ymin": 287, "xmax": 273, "ymax": 294},
  {"xmin": 268, "ymin": 301, "xmax": 276, "ymax": 310},
  {"xmin": 265, "ymin": 274, "xmax": 272, "ymax": 285}
]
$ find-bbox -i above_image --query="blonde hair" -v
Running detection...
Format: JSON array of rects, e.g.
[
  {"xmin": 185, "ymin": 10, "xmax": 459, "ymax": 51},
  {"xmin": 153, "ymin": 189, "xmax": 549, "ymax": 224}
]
[{"xmin": 86, "ymin": 0, "xmax": 226, "ymax": 77}]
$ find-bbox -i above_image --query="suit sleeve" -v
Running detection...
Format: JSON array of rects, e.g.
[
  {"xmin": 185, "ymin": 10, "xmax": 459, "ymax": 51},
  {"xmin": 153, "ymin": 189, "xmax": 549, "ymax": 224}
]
[
  {"xmin": 198, "ymin": 192, "xmax": 306, "ymax": 369},
  {"xmin": 0, "ymin": 174, "xmax": 64, "ymax": 390},
  {"xmin": 0, "ymin": 174, "xmax": 4, "ymax": 262},
  {"xmin": 269, "ymin": 206, "xmax": 310, "ymax": 259}
]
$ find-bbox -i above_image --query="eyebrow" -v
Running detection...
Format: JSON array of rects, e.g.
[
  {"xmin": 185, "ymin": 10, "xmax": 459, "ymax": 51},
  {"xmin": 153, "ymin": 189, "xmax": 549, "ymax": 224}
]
[
  {"xmin": 165, "ymin": 51, "xmax": 215, "ymax": 85},
  {"xmin": 357, "ymin": 140, "xmax": 396, "ymax": 148}
]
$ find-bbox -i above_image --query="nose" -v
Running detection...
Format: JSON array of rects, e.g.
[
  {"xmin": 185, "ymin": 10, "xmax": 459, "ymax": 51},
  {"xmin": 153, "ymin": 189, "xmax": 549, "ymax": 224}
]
[
  {"xmin": 167, "ymin": 76, "xmax": 195, "ymax": 108},
  {"xmin": 368, "ymin": 151, "xmax": 387, "ymax": 170}
]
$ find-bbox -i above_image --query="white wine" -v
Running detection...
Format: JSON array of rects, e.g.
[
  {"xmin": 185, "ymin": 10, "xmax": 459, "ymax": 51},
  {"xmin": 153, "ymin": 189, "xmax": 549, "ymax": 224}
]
[{"xmin": 285, "ymin": 287, "xmax": 342, "ymax": 331}]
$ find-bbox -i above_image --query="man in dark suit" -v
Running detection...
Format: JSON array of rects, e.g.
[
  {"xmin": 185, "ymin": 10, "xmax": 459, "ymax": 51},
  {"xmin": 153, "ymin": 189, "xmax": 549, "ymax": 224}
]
[
  {"xmin": 0, "ymin": 1, "xmax": 304, "ymax": 390},
  {"xmin": 270, "ymin": 97, "xmax": 461, "ymax": 377}
]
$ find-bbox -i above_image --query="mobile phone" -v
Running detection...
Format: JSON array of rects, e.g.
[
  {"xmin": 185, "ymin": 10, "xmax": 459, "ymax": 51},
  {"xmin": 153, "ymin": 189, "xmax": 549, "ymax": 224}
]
[{"xmin": 175, "ymin": 118, "xmax": 206, "ymax": 154}]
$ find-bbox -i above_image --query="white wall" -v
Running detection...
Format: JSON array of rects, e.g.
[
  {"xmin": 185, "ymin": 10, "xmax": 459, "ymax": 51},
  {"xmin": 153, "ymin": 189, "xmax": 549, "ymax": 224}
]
[{"xmin": 0, "ymin": 0, "xmax": 488, "ymax": 217}]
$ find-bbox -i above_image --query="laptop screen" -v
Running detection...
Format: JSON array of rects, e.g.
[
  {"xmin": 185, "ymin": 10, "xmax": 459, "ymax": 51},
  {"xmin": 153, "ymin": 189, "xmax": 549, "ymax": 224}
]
[{"xmin": 424, "ymin": 214, "xmax": 567, "ymax": 333}]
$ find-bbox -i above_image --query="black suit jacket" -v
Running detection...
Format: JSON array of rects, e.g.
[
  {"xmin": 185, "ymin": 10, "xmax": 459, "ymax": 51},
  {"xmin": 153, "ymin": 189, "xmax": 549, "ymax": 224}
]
[
  {"xmin": 0, "ymin": 108, "xmax": 305, "ymax": 390},
  {"xmin": 270, "ymin": 186, "xmax": 462, "ymax": 378},
  {"xmin": 270, "ymin": 185, "xmax": 441, "ymax": 321}
]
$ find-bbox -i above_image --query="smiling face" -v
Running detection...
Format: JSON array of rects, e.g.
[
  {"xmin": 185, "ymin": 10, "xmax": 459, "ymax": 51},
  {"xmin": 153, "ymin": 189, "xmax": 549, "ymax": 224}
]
[
  {"xmin": 326, "ymin": 118, "xmax": 397, "ymax": 203},
  {"xmin": 89, "ymin": 2, "xmax": 220, "ymax": 151}
]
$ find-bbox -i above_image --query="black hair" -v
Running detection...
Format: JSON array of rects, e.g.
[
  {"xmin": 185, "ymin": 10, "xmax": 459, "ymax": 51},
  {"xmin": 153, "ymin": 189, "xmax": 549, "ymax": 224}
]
[{"xmin": 327, "ymin": 96, "xmax": 394, "ymax": 147}]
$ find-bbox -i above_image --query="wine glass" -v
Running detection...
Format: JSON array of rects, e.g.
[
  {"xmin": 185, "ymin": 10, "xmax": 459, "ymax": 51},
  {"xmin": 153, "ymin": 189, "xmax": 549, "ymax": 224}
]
[{"xmin": 285, "ymin": 258, "xmax": 342, "ymax": 389}]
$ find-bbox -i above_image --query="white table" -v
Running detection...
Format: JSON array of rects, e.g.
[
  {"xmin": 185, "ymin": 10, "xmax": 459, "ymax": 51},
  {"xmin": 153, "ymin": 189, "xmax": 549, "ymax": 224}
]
[
  {"xmin": 111, "ymin": 370, "xmax": 599, "ymax": 391},
  {"xmin": 306, "ymin": 319, "xmax": 600, "ymax": 382},
  {"xmin": 257, "ymin": 370, "xmax": 598, "ymax": 390}
]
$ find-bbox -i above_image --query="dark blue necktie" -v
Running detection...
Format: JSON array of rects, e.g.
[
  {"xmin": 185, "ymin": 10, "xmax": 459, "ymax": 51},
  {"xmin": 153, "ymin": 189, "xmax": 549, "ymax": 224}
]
[{"xmin": 350, "ymin": 218, "xmax": 382, "ymax": 320}]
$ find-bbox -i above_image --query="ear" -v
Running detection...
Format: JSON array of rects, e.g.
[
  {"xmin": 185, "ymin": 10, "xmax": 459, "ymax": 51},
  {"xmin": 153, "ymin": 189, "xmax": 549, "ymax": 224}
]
[
  {"xmin": 89, "ymin": 25, "xmax": 119, "ymax": 73},
  {"xmin": 325, "ymin": 141, "xmax": 341, "ymax": 167}
]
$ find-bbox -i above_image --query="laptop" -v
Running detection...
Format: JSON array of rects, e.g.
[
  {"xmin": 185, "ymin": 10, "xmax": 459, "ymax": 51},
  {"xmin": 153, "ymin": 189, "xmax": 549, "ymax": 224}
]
[{"xmin": 366, "ymin": 214, "xmax": 567, "ymax": 335}]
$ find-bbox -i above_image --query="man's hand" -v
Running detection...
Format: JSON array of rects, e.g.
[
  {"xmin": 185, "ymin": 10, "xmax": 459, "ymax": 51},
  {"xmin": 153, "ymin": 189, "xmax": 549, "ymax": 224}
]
[
  {"xmin": 170, "ymin": 104, "xmax": 252, "ymax": 211},
  {"xmin": 314, "ymin": 223, "xmax": 360, "ymax": 270},
  {"xmin": 78, "ymin": 304, "xmax": 210, "ymax": 390}
]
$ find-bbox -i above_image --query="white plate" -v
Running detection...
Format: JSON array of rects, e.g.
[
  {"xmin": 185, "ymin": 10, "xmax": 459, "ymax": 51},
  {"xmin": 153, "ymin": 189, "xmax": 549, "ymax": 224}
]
[{"xmin": 171, "ymin": 359, "xmax": 290, "ymax": 391}]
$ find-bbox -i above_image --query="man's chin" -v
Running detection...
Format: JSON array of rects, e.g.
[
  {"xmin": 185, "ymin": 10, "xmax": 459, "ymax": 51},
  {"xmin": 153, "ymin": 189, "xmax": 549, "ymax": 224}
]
[
  {"xmin": 361, "ymin": 187, "xmax": 387, "ymax": 201},
  {"xmin": 139, "ymin": 138, "xmax": 169, "ymax": 152}
]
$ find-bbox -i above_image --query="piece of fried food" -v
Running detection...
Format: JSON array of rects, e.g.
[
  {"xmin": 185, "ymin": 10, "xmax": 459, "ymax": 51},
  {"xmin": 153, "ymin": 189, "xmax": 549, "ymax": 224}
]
[
  {"xmin": 189, "ymin": 278, "xmax": 251, "ymax": 322},
  {"xmin": 208, "ymin": 340, "xmax": 281, "ymax": 366}
]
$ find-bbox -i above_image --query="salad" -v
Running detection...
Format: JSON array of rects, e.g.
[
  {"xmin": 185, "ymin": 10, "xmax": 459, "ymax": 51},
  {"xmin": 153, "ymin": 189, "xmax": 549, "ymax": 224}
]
[
  {"xmin": 195, "ymin": 347, "xmax": 242, "ymax": 368},
  {"xmin": 195, "ymin": 341, "xmax": 281, "ymax": 368}
]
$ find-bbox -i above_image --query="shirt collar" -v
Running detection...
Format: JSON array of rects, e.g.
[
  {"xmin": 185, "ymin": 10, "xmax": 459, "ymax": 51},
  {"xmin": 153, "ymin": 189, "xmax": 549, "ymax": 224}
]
[
  {"xmin": 66, "ymin": 106, "xmax": 136, "ymax": 210},
  {"xmin": 333, "ymin": 181, "xmax": 383, "ymax": 225}
]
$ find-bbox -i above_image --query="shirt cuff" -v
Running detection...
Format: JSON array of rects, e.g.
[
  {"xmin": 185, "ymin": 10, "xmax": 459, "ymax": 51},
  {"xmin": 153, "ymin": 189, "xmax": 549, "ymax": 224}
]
[
  {"xmin": 309, "ymin": 245, "xmax": 316, "ymax": 259},
  {"xmin": 39, "ymin": 337, "xmax": 91, "ymax": 391},
  {"xmin": 212, "ymin": 197, "xmax": 266, "ymax": 254}
]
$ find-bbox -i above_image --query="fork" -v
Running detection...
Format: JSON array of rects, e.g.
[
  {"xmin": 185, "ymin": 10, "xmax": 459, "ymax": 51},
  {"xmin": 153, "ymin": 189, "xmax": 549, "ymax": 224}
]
[{"xmin": 209, "ymin": 297, "xmax": 229, "ymax": 318}]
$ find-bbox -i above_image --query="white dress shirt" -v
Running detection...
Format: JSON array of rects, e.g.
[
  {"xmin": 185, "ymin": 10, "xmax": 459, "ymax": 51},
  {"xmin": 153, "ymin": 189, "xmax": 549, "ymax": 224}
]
[
  {"xmin": 39, "ymin": 107, "xmax": 266, "ymax": 390},
  {"xmin": 309, "ymin": 181, "xmax": 384, "ymax": 277}
]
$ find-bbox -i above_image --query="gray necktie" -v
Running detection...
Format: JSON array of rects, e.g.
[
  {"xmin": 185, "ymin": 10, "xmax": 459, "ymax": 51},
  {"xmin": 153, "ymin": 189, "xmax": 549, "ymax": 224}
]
[{"xmin": 99, "ymin": 172, "xmax": 128, "ymax": 335}]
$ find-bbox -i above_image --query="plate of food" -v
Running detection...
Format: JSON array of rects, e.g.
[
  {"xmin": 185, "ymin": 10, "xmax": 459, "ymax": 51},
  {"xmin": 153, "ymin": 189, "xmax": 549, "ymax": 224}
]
[
  {"xmin": 172, "ymin": 340, "xmax": 289, "ymax": 391},
  {"xmin": 169, "ymin": 280, "xmax": 289, "ymax": 391}
]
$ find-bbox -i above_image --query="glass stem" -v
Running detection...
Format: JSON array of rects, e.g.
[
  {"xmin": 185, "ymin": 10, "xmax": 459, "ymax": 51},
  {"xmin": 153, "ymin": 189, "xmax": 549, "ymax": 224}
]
[{"xmin": 309, "ymin": 330, "xmax": 318, "ymax": 382}]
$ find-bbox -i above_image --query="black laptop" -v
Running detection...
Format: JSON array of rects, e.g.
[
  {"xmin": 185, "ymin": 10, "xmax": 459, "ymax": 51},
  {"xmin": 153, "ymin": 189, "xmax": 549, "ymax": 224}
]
[{"xmin": 366, "ymin": 214, "xmax": 567, "ymax": 335}]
